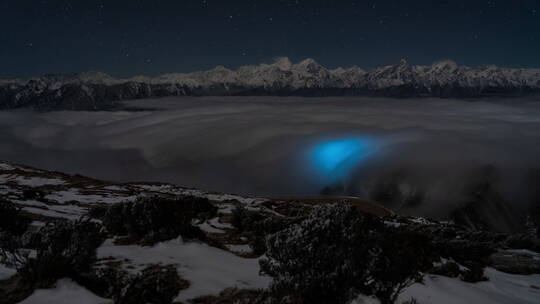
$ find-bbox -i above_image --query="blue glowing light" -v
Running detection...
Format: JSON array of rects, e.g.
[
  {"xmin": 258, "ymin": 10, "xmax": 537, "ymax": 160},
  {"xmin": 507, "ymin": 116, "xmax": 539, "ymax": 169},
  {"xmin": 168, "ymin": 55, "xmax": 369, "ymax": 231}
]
[{"xmin": 310, "ymin": 137, "xmax": 375, "ymax": 180}]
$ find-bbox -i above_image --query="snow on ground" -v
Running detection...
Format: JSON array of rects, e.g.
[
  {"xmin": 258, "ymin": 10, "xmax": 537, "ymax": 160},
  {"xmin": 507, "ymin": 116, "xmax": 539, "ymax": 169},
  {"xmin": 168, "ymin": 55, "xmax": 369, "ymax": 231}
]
[
  {"xmin": 0, "ymin": 163, "xmax": 16, "ymax": 170},
  {"xmin": 133, "ymin": 184, "xmax": 267, "ymax": 206},
  {"xmin": 398, "ymin": 268, "xmax": 540, "ymax": 304},
  {"xmin": 97, "ymin": 237, "xmax": 270, "ymax": 301},
  {"xmin": 0, "ymin": 174, "xmax": 65, "ymax": 186},
  {"xmin": 197, "ymin": 221, "xmax": 226, "ymax": 234},
  {"xmin": 204, "ymin": 193, "xmax": 264, "ymax": 205},
  {"xmin": 18, "ymin": 278, "xmax": 112, "ymax": 304},
  {"xmin": 224, "ymin": 244, "xmax": 252, "ymax": 254},
  {"xmin": 13, "ymin": 198, "xmax": 90, "ymax": 220},
  {"xmin": 20, "ymin": 206, "xmax": 83, "ymax": 220},
  {"xmin": 101, "ymin": 185, "xmax": 127, "ymax": 191},
  {"xmin": 350, "ymin": 294, "xmax": 381, "ymax": 304},
  {"xmin": 207, "ymin": 217, "xmax": 233, "ymax": 229},
  {"xmin": 0, "ymin": 264, "xmax": 17, "ymax": 280},
  {"xmin": 45, "ymin": 189, "xmax": 137, "ymax": 204}
]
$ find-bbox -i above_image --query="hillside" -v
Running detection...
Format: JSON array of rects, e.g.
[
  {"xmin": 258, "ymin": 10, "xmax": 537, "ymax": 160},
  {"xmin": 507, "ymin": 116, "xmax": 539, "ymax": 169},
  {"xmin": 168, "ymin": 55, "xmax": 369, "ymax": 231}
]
[{"xmin": 1, "ymin": 161, "xmax": 539, "ymax": 304}]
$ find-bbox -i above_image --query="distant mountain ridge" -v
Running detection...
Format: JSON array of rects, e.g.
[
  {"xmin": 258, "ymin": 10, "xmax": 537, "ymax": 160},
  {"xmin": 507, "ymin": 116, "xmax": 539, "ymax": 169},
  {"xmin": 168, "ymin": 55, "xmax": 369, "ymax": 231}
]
[{"xmin": 1, "ymin": 57, "xmax": 540, "ymax": 110}]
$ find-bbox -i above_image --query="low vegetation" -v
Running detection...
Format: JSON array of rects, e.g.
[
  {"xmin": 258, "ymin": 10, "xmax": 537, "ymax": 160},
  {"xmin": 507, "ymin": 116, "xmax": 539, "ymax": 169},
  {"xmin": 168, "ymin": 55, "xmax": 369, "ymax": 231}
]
[{"xmin": 102, "ymin": 195, "xmax": 217, "ymax": 245}]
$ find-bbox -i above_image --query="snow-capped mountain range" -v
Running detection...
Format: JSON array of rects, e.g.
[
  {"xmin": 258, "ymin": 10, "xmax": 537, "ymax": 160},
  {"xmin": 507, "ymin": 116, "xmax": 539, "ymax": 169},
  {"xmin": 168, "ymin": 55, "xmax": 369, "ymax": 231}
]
[{"xmin": 1, "ymin": 57, "xmax": 540, "ymax": 110}]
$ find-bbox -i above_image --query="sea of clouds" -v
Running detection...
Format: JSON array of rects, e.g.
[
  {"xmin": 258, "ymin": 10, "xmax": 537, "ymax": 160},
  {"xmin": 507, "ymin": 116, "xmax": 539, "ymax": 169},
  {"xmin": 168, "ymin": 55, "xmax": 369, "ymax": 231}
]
[{"xmin": 1, "ymin": 96, "xmax": 539, "ymax": 220}]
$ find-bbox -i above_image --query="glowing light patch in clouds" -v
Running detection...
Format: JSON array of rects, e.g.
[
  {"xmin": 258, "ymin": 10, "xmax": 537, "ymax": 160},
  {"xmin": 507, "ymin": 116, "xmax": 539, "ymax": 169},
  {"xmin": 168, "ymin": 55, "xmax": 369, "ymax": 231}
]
[{"xmin": 311, "ymin": 137, "xmax": 377, "ymax": 181}]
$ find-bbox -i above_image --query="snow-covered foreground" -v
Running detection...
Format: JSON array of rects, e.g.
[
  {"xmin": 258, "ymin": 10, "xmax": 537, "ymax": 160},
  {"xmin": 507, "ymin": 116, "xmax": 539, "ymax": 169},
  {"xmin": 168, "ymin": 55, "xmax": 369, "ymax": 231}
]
[
  {"xmin": 1, "ymin": 161, "xmax": 540, "ymax": 303},
  {"xmin": 18, "ymin": 279, "xmax": 112, "ymax": 304},
  {"xmin": 399, "ymin": 268, "xmax": 540, "ymax": 304},
  {"xmin": 97, "ymin": 237, "xmax": 270, "ymax": 301}
]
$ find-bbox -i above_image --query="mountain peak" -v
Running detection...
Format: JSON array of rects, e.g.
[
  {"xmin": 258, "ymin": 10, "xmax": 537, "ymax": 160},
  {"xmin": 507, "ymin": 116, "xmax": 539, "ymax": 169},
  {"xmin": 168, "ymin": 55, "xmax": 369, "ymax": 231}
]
[
  {"xmin": 298, "ymin": 58, "xmax": 319, "ymax": 66},
  {"xmin": 431, "ymin": 60, "xmax": 459, "ymax": 71},
  {"xmin": 273, "ymin": 57, "xmax": 293, "ymax": 70}
]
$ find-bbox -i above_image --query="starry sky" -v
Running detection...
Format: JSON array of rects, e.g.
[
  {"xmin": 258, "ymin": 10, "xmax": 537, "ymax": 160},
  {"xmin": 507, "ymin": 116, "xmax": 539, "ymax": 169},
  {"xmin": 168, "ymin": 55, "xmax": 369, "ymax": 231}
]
[{"xmin": 1, "ymin": 0, "xmax": 539, "ymax": 78}]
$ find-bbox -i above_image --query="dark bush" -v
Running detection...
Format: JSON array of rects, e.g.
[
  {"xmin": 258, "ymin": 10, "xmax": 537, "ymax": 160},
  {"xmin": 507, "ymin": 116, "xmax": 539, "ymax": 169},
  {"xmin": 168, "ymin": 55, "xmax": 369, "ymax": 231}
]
[
  {"xmin": 231, "ymin": 206, "xmax": 296, "ymax": 255},
  {"xmin": 103, "ymin": 195, "xmax": 217, "ymax": 245},
  {"xmin": 460, "ymin": 262, "xmax": 487, "ymax": 283},
  {"xmin": 77, "ymin": 265, "xmax": 132, "ymax": 300},
  {"xmin": 79, "ymin": 264, "xmax": 188, "ymax": 304},
  {"xmin": 22, "ymin": 189, "xmax": 46, "ymax": 201},
  {"xmin": 369, "ymin": 229, "xmax": 436, "ymax": 300},
  {"xmin": 0, "ymin": 198, "xmax": 32, "ymax": 271},
  {"xmin": 115, "ymin": 265, "xmax": 188, "ymax": 304},
  {"xmin": 429, "ymin": 261, "xmax": 461, "ymax": 278},
  {"xmin": 19, "ymin": 219, "xmax": 105, "ymax": 288},
  {"xmin": 260, "ymin": 204, "xmax": 431, "ymax": 304},
  {"xmin": 0, "ymin": 197, "xmax": 31, "ymax": 236},
  {"xmin": 505, "ymin": 234, "xmax": 540, "ymax": 252}
]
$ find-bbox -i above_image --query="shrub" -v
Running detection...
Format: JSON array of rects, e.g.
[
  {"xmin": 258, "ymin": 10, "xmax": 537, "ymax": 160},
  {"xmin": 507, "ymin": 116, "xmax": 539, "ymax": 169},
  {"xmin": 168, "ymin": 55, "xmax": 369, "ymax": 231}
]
[
  {"xmin": 231, "ymin": 206, "xmax": 296, "ymax": 255},
  {"xmin": 103, "ymin": 195, "xmax": 217, "ymax": 245},
  {"xmin": 19, "ymin": 219, "xmax": 105, "ymax": 288},
  {"xmin": 79, "ymin": 264, "xmax": 188, "ymax": 304},
  {"xmin": 0, "ymin": 197, "xmax": 31, "ymax": 269},
  {"xmin": 260, "ymin": 204, "xmax": 436, "ymax": 304},
  {"xmin": 115, "ymin": 265, "xmax": 188, "ymax": 304},
  {"xmin": 369, "ymin": 229, "xmax": 436, "ymax": 300},
  {"xmin": 22, "ymin": 189, "xmax": 46, "ymax": 201},
  {"xmin": 0, "ymin": 197, "xmax": 31, "ymax": 236}
]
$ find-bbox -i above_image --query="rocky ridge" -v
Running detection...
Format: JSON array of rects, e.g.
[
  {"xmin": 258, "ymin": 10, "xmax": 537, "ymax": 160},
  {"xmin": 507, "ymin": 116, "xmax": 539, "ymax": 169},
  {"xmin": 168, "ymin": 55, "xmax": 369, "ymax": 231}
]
[{"xmin": 2, "ymin": 58, "xmax": 540, "ymax": 110}]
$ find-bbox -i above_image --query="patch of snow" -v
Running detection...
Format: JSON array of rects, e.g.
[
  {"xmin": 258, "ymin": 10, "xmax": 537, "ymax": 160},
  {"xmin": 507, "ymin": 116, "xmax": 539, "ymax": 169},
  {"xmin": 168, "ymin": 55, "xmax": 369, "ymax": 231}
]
[
  {"xmin": 383, "ymin": 220, "xmax": 402, "ymax": 228},
  {"xmin": 45, "ymin": 189, "xmax": 137, "ymax": 204},
  {"xmin": 0, "ymin": 174, "xmax": 65, "ymax": 186},
  {"xmin": 18, "ymin": 278, "xmax": 112, "ymax": 304},
  {"xmin": 102, "ymin": 185, "xmax": 126, "ymax": 191},
  {"xmin": 132, "ymin": 184, "xmax": 176, "ymax": 192},
  {"xmin": 14, "ymin": 177, "xmax": 65, "ymax": 187},
  {"xmin": 31, "ymin": 221, "xmax": 47, "ymax": 228},
  {"xmin": 0, "ymin": 163, "xmax": 16, "ymax": 171},
  {"xmin": 503, "ymin": 249, "xmax": 540, "ymax": 260},
  {"xmin": 21, "ymin": 206, "xmax": 82, "ymax": 220},
  {"xmin": 205, "ymin": 193, "xmax": 266, "ymax": 206},
  {"xmin": 350, "ymin": 294, "xmax": 381, "ymax": 304},
  {"xmin": 97, "ymin": 237, "xmax": 270, "ymax": 301},
  {"xmin": 0, "ymin": 263, "xmax": 17, "ymax": 280},
  {"xmin": 14, "ymin": 199, "xmax": 87, "ymax": 219},
  {"xmin": 208, "ymin": 217, "xmax": 233, "ymax": 229},
  {"xmin": 217, "ymin": 203, "xmax": 236, "ymax": 215},
  {"xmin": 398, "ymin": 268, "xmax": 540, "ymax": 304},
  {"xmin": 224, "ymin": 244, "xmax": 252, "ymax": 254},
  {"xmin": 197, "ymin": 221, "xmax": 226, "ymax": 234}
]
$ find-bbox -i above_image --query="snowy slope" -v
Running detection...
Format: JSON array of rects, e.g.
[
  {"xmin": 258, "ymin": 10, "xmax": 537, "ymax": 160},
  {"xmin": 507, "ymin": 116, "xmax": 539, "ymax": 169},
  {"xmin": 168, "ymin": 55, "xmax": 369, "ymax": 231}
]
[
  {"xmin": 1, "ymin": 161, "xmax": 540, "ymax": 304},
  {"xmin": 1, "ymin": 58, "xmax": 539, "ymax": 110}
]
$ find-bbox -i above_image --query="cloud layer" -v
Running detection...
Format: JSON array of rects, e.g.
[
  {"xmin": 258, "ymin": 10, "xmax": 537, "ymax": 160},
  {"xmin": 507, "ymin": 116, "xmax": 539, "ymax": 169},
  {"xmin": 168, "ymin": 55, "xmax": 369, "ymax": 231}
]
[{"xmin": 1, "ymin": 96, "xmax": 539, "ymax": 219}]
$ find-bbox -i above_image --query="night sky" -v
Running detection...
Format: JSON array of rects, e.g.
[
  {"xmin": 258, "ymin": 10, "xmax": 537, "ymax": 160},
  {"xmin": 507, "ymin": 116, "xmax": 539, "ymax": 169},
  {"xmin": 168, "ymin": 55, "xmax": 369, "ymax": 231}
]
[{"xmin": 1, "ymin": 0, "xmax": 539, "ymax": 78}]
